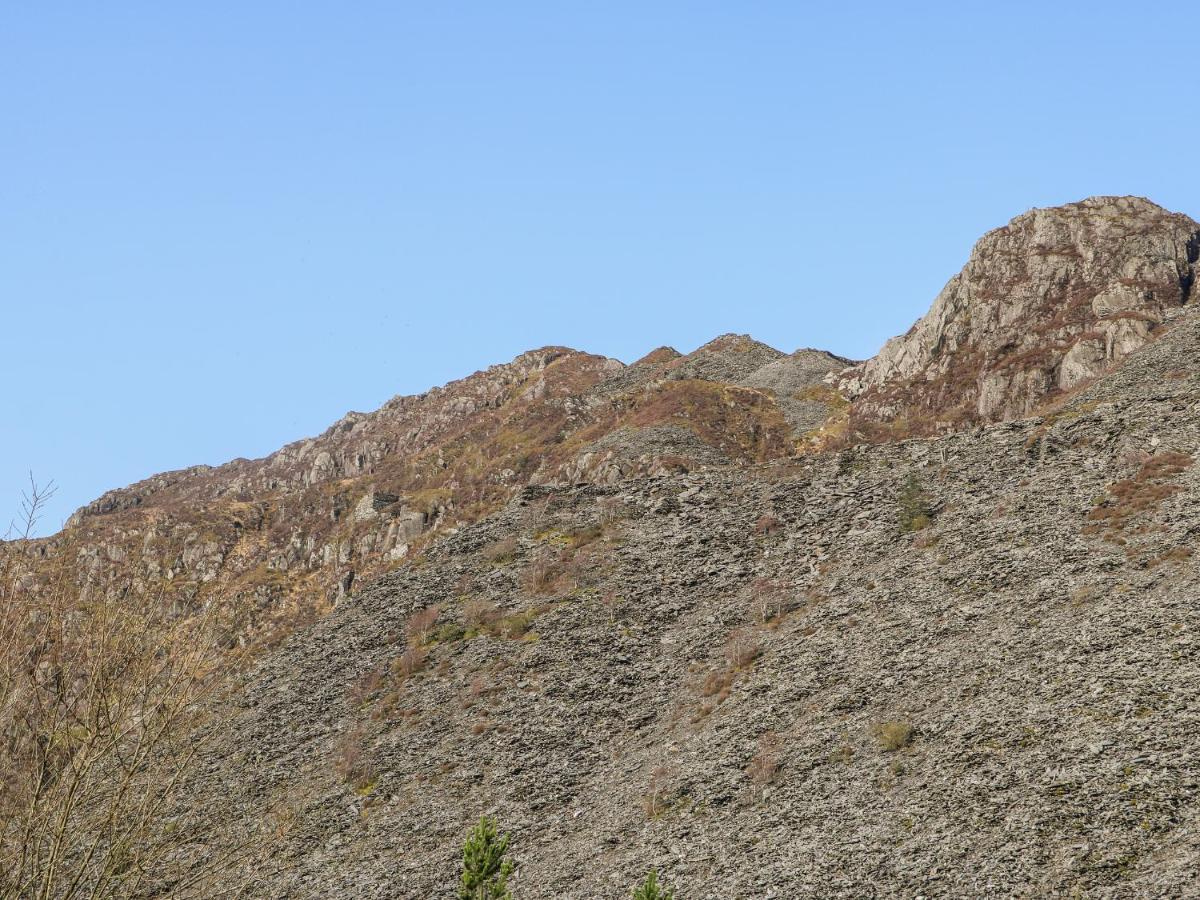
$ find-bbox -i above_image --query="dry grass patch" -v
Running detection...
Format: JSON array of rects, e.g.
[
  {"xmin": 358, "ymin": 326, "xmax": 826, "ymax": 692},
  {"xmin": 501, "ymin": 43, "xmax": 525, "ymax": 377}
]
[
  {"xmin": 1149, "ymin": 545, "xmax": 1193, "ymax": 568},
  {"xmin": 481, "ymin": 536, "xmax": 518, "ymax": 565},
  {"xmin": 564, "ymin": 523, "xmax": 605, "ymax": 548},
  {"xmin": 745, "ymin": 731, "xmax": 782, "ymax": 797},
  {"xmin": 873, "ymin": 720, "xmax": 915, "ymax": 752},
  {"xmin": 465, "ymin": 603, "xmax": 552, "ymax": 641}
]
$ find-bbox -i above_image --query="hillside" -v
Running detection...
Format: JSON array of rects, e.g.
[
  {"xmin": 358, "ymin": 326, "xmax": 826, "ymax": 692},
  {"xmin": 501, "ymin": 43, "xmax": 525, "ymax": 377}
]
[
  {"xmin": 6, "ymin": 195, "xmax": 1200, "ymax": 898},
  {"xmin": 178, "ymin": 300, "xmax": 1200, "ymax": 897},
  {"xmin": 37, "ymin": 340, "xmax": 849, "ymax": 650}
]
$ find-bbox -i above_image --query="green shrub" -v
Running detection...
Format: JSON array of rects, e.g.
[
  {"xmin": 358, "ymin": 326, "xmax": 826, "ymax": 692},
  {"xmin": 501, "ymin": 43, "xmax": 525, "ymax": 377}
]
[
  {"xmin": 434, "ymin": 622, "xmax": 466, "ymax": 643},
  {"xmin": 633, "ymin": 869, "xmax": 675, "ymax": 900},
  {"xmin": 459, "ymin": 816, "xmax": 514, "ymax": 899},
  {"xmin": 897, "ymin": 475, "xmax": 932, "ymax": 533}
]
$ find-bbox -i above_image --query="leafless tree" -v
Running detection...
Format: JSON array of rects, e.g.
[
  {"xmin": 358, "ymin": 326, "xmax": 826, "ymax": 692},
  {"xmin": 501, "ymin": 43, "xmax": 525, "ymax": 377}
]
[
  {"xmin": 405, "ymin": 604, "xmax": 441, "ymax": 646},
  {"xmin": 598, "ymin": 590, "xmax": 624, "ymax": 625},
  {"xmin": 643, "ymin": 765, "xmax": 671, "ymax": 819},
  {"xmin": 724, "ymin": 628, "xmax": 762, "ymax": 669},
  {"xmin": 0, "ymin": 477, "xmax": 241, "ymax": 899},
  {"xmin": 745, "ymin": 730, "xmax": 782, "ymax": 800}
]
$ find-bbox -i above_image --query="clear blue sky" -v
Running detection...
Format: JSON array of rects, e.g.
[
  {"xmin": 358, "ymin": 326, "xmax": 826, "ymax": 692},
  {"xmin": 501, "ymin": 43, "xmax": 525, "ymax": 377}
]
[{"xmin": 4, "ymin": 2, "xmax": 1199, "ymax": 535}]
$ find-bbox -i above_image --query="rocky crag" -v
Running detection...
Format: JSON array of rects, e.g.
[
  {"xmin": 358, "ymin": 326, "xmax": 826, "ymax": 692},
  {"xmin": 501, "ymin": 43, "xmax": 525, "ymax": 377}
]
[
  {"xmin": 10, "ymin": 195, "xmax": 1200, "ymax": 897},
  {"xmin": 839, "ymin": 196, "xmax": 1200, "ymax": 438}
]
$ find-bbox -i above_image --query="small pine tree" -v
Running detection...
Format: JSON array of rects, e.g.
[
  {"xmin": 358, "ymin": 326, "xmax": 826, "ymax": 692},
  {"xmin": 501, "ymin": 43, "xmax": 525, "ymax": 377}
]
[
  {"xmin": 897, "ymin": 474, "xmax": 933, "ymax": 533},
  {"xmin": 633, "ymin": 869, "xmax": 675, "ymax": 900},
  {"xmin": 459, "ymin": 816, "xmax": 514, "ymax": 900}
]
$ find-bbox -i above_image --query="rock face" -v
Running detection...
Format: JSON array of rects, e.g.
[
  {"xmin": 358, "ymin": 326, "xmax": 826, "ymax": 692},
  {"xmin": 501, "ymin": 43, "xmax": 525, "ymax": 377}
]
[{"xmin": 841, "ymin": 196, "xmax": 1200, "ymax": 433}]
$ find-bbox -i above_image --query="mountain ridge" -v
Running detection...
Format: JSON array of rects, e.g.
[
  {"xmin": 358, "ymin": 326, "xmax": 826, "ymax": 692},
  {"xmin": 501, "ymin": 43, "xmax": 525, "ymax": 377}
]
[
  {"xmin": 8, "ymin": 194, "xmax": 1200, "ymax": 897},
  {"xmin": 23, "ymin": 196, "xmax": 1200, "ymax": 656}
]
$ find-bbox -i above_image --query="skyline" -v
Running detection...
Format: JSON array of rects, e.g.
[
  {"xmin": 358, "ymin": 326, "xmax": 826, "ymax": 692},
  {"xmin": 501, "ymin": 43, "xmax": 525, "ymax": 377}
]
[{"xmin": 5, "ymin": 3, "xmax": 1200, "ymax": 533}]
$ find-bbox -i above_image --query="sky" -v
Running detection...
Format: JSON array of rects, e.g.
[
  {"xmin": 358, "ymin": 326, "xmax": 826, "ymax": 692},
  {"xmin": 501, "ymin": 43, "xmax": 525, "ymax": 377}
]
[{"xmin": 3, "ymin": 2, "xmax": 1200, "ymax": 535}]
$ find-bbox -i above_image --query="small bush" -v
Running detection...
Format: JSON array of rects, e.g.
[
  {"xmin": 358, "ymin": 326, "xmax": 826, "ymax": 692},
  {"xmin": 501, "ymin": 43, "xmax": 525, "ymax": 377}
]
[
  {"xmin": 464, "ymin": 598, "xmax": 501, "ymax": 631},
  {"xmin": 701, "ymin": 669, "xmax": 735, "ymax": 702},
  {"xmin": 481, "ymin": 536, "xmax": 518, "ymax": 566},
  {"xmin": 828, "ymin": 743, "xmax": 855, "ymax": 765},
  {"xmin": 565, "ymin": 523, "xmax": 604, "ymax": 548},
  {"xmin": 1086, "ymin": 450, "xmax": 1193, "ymax": 537},
  {"xmin": 749, "ymin": 577, "xmax": 789, "ymax": 624},
  {"xmin": 597, "ymin": 497, "xmax": 629, "ymax": 526},
  {"xmin": 434, "ymin": 622, "xmax": 466, "ymax": 643},
  {"xmin": 493, "ymin": 609, "xmax": 539, "ymax": 640},
  {"xmin": 753, "ymin": 514, "xmax": 782, "ymax": 537},
  {"xmin": 897, "ymin": 475, "xmax": 933, "ymax": 533},
  {"xmin": 873, "ymin": 720, "xmax": 914, "ymax": 752},
  {"xmin": 912, "ymin": 529, "xmax": 939, "ymax": 549},
  {"xmin": 458, "ymin": 816, "xmax": 514, "ymax": 900},
  {"xmin": 632, "ymin": 869, "xmax": 675, "ymax": 900},
  {"xmin": 347, "ymin": 666, "xmax": 384, "ymax": 709},
  {"xmin": 468, "ymin": 674, "xmax": 495, "ymax": 699},
  {"xmin": 745, "ymin": 730, "xmax": 782, "ymax": 794},
  {"xmin": 333, "ymin": 725, "xmax": 375, "ymax": 790},
  {"xmin": 392, "ymin": 645, "xmax": 429, "ymax": 678},
  {"xmin": 724, "ymin": 628, "xmax": 761, "ymax": 669},
  {"xmin": 598, "ymin": 590, "xmax": 625, "ymax": 624},
  {"xmin": 1149, "ymin": 545, "xmax": 1193, "ymax": 567},
  {"xmin": 522, "ymin": 549, "xmax": 562, "ymax": 594}
]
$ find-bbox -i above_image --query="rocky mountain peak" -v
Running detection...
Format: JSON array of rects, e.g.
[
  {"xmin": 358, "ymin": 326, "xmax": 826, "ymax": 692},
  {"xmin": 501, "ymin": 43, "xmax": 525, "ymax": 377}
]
[
  {"xmin": 840, "ymin": 195, "xmax": 1200, "ymax": 434},
  {"xmin": 629, "ymin": 346, "xmax": 682, "ymax": 368},
  {"xmin": 663, "ymin": 333, "xmax": 784, "ymax": 383}
]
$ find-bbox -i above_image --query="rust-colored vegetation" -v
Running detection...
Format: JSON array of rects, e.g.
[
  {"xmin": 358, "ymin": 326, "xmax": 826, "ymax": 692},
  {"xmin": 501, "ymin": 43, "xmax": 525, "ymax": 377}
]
[{"xmin": 1085, "ymin": 451, "xmax": 1193, "ymax": 539}]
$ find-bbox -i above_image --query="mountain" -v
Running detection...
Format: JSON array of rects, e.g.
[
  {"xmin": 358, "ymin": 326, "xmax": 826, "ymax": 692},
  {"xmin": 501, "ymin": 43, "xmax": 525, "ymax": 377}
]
[{"xmin": 6, "ymin": 196, "xmax": 1200, "ymax": 898}]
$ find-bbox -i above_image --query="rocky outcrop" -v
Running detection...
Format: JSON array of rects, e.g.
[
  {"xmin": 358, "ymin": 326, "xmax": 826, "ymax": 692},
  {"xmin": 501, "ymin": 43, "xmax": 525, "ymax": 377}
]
[
  {"xmin": 737, "ymin": 347, "xmax": 855, "ymax": 435},
  {"xmin": 35, "ymin": 198, "xmax": 1200, "ymax": 653},
  {"xmin": 841, "ymin": 196, "xmax": 1200, "ymax": 432}
]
